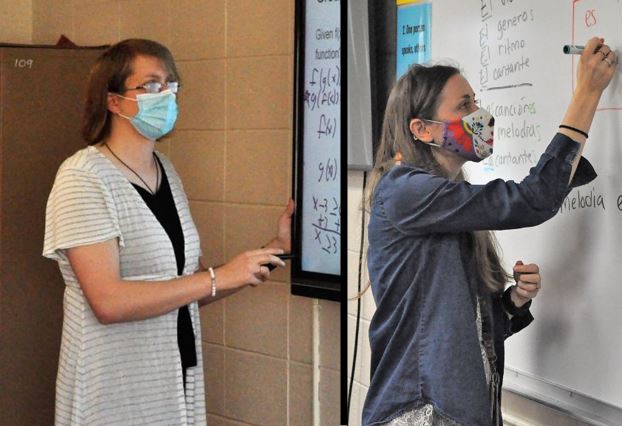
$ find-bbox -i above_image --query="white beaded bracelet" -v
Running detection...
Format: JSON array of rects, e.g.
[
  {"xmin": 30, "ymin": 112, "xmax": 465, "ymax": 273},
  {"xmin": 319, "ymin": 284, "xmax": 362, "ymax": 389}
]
[{"xmin": 208, "ymin": 267, "xmax": 216, "ymax": 297}]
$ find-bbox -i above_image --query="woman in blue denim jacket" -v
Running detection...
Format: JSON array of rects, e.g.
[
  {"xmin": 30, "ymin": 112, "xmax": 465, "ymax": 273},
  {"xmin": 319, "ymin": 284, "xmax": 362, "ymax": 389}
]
[{"xmin": 362, "ymin": 37, "xmax": 616, "ymax": 426}]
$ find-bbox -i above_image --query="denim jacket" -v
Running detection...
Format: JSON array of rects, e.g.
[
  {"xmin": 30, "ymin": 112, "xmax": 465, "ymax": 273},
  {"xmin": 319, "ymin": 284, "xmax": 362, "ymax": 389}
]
[{"xmin": 363, "ymin": 133, "xmax": 597, "ymax": 425}]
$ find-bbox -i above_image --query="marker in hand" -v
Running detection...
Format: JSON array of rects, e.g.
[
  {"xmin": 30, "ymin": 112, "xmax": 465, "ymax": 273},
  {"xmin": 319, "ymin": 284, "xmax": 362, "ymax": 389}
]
[
  {"xmin": 563, "ymin": 45, "xmax": 584, "ymax": 55},
  {"xmin": 563, "ymin": 41, "xmax": 611, "ymax": 55},
  {"xmin": 513, "ymin": 260, "xmax": 524, "ymax": 282}
]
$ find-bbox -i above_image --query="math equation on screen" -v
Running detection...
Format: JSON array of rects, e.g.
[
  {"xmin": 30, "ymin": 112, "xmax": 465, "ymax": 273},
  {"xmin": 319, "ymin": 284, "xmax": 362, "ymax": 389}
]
[
  {"xmin": 311, "ymin": 195, "xmax": 340, "ymax": 255},
  {"xmin": 304, "ymin": 65, "xmax": 340, "ymax": 139}
]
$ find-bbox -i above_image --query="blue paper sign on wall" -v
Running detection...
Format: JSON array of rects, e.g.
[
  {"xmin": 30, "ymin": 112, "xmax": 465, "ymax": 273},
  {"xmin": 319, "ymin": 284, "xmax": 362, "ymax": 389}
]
[{"xmin": 396, "ymin": 2, "xmax": 431, "ymax": 78}]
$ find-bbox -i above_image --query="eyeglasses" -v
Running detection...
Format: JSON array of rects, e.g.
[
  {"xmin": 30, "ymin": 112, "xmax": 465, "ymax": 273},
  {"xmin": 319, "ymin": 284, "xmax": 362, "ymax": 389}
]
[{"xmin": 124, "ymin": 81, "xmax": 179, "ymax": 94}]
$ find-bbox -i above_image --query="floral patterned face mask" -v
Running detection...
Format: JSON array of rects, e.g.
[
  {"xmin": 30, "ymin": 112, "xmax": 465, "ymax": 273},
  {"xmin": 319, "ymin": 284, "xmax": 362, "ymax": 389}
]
[{"xmin": 420, "ymin": 107, "xmax": 495, "ymax": 162}]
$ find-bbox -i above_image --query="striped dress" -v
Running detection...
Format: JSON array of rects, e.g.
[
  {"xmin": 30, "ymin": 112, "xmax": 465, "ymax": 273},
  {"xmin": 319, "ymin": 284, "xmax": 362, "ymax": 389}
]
[{"xmin": 43, "ymin": 146, "xmax": 206, "ymax": 425}]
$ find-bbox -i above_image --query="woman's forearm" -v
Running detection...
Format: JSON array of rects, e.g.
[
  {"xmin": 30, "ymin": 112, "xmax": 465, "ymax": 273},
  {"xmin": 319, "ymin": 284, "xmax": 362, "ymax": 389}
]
[
  {"xmin": 197, "ymin": 287, "xmax": 243, "ymax": 306},
  {"xmin": 195, "ymin": 258, "xmax": 246, "ymax": 306},
  {"xmin": 558, "ymin": 87, "xmax": 601, "ymax": 183},
  {"xmin": 91, "ymin": 272, "xmax": 212, "ymax": 324}
]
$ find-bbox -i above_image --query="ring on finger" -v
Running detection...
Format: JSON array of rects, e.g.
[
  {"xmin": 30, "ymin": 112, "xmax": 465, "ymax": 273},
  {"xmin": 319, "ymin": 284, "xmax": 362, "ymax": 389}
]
[
  {"xmin": 604, "ymin": 57, "xmax": 614, "ymax": 67},
  {"xmin": 599, "ymin": 49, "xmax": 610, "ymax": 58}
]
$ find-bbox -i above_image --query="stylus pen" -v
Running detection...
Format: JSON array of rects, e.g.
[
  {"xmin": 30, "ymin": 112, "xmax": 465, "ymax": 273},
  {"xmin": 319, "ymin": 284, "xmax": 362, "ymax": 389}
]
[{"xmin": 277, "ymin": 254, "xmax": 296, "ymax": 260}]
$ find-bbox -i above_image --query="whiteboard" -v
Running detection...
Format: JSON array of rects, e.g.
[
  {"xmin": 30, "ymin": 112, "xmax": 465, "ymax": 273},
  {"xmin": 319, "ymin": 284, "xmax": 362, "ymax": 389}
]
[
  {"xmin": 292, "ymin": 0, "xmax": 341, "ymax": 299},
  {"xmin": 429, "ymin": 0, "xmax": 622, "ymax": 422}
]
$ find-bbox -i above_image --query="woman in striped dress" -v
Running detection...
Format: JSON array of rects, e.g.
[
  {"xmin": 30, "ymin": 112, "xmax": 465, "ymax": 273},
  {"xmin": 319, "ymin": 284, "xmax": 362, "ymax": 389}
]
[{"xmin": 43, "ymin": 39, "xmax": 293, "ymax": 425}]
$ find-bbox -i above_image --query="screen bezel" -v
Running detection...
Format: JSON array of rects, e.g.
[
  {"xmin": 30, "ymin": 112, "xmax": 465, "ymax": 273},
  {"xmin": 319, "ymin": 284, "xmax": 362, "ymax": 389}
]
[{"xmin": 291, "ymin": 0, "xmax": 341, "ymax": 302}]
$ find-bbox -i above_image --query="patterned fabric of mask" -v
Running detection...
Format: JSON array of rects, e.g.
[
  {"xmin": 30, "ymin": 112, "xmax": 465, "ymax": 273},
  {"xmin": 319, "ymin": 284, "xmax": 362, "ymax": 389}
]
[{"xmin": 425, "ymin": 107, "xmax": 495, "ymax": 162}]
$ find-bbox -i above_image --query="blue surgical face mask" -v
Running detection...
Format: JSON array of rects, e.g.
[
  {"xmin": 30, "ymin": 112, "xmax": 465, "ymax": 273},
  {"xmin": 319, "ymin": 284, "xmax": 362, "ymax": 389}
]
[{"xmin": 115, "ymin": 89, "xmax": 178, "ymax": 140}]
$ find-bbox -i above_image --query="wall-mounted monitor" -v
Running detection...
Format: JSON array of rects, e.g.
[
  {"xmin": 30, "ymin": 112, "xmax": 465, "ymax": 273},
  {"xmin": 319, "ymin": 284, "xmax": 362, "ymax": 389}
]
[{"xmin": 291, "ymin": 0, "xmax": 341, "ymax": 301}]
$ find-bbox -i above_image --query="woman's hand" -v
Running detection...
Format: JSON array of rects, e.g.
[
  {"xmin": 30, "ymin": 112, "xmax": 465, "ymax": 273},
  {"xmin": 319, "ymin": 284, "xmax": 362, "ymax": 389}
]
[
  {"xmin": 266, "ymin": 198, "xmax": 295, "ymax": 253},
  {"xmin": 215, "ymin": 247, "xmax": 286, "ymax": 289},
  {"xmin": 577, "ymin": 37, "xmax": 617, "ymax": 96},
  {"xmin": 560, "ymin": 37, "xmax": 616, "ymax": 183},
  {"xmin": 511, "ymin": 261, "xmax": 541, "ymax": 308}
]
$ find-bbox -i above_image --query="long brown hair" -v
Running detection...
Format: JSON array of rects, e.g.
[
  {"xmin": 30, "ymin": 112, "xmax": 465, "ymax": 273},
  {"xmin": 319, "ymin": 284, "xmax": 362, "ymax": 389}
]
[
  {"xmin": 82, "ymin": 39, "xmax": 181, "ymax": 145},
  {"xmin": 364, "ymin": 64, "xmax": 510, "ymax": 294}
]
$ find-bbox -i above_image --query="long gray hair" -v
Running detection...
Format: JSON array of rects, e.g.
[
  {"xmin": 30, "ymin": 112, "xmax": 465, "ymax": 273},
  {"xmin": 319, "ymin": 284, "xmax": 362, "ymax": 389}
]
[{"xmin": 364, "ymin": 64, "xmax": 510, "ymax": 294}]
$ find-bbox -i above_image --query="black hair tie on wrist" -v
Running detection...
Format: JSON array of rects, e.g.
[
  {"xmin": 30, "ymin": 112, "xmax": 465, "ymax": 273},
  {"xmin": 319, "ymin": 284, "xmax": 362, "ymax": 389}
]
[{"xmin": 559, "ymin": 124, "xmax": 589, "ymax": 139}]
